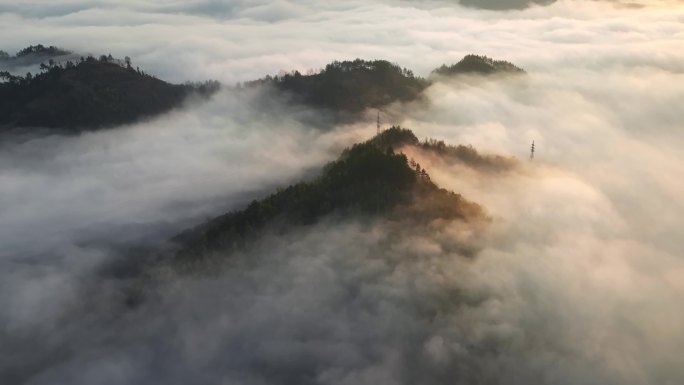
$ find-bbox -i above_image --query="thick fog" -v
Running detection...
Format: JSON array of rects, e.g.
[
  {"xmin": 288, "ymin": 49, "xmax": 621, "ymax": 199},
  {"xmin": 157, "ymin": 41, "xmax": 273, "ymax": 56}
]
[
  {"xmin": 2, "ymin": 0, "xmax": 682, "ymax": 83},
  {"xmin": 2, "ymin": 0, "xmax": 684, "ymax": 384},
  {"xmin": 396, "ymin": 64, "xmax": 684, "ymax": 383},
  {"xmin": 0, "ymin": 88, "xmax": 370, "ymax": 372}
]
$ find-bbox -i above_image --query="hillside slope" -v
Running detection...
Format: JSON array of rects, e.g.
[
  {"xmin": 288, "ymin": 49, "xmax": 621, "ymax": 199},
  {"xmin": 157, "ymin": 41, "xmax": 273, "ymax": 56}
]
[
  {"xmin": 246, "ymin": 59, "xmax": 429, "ymax": 114},
  {"xmin": 431, "ymin": 54, "xmax": 525, "ymax": 78},
  {"xmin": 245, "ymin": 55, "xmax": 524, "ymax": 120},
  {"xmin": 172, "ymin": 127, "xmax": 486, "ymax": 266},
  {"xmin": 0, "ymin": 57, "xmax": 218, "ymax": 131}
]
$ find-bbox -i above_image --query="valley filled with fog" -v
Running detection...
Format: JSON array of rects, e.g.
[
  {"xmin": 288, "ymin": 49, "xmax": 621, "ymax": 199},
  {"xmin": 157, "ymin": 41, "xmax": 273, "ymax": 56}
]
[{"xmin": 1, "ymin": 1, "xmax": 683, "ymax": 384}]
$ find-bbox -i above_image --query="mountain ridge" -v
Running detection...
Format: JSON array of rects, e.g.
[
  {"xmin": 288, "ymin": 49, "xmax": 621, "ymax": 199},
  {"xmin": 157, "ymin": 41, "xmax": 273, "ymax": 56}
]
[
  {"xmin": 171, "ymin": 127, "xmax": 489, "ymax": 268},
  {"xmin": 0, "ymin": 45, "xmax": 524, "ymax": 134},
  {"xmin": 245, "ymin": 55, "xmax": 526, "ymax": 117},
  {"xmin": 0, "ymin": 53, "xmax": 219, "ymax": 132}
]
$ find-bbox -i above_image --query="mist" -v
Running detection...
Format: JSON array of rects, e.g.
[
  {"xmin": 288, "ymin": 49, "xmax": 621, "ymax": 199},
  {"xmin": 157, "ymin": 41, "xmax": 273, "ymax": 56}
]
[
  {"xmin": 2, "ymin": 0, "xmax": 684, "ymax": 384},
  {"xmin": 0, "ymin": 86, "xmax": 370, "ymax": 371},
  {"xmin": 393, "ymin": 60, "xmax": 684, "ymax": 383},
  {"xmin": 2, "ymin": 0, "xmax": 682, "ymax": 83}
]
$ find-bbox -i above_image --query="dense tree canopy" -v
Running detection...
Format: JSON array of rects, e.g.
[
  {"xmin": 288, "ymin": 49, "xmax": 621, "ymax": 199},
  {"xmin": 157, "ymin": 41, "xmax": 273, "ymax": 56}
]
[
  {"xmin": 431, "ymin": 54, "xmax": 525, "ymax": 77},
  {"xmin": 1, "ymin": 46, "xmax": 524, "ymax": 132},
  {"xmin": 0, "ymin": 44, "xmax": 71, "ymax": 62},
  {"xmin": 370, "ymin": 126, "xmax": 517, "ymax": 171},
  {"xmin": 172, "ymin": 128, "xmax": 484, "ymax": 266},
  {"xmin": 246, "ymin": 59, "xmax": 429, "ymax": 113},
  {"xmin": 15, "ymin": 44, "xmax": 71, "ymax": 58},
  {"xmin": 417, "ymin": 137, "xmax": 518, "ymax": 171},
  {"xmin": 0, "ymin": 55, "xmax": 219, "ymax": 131},
  {"xmin": 242, "ymin": 56, "xmax": 524, "ymax": 121}
]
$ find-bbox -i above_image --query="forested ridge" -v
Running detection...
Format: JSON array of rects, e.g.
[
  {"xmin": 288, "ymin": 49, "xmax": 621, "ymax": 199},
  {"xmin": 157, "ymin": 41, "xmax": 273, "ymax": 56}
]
[
  {"xmin": 372, "ymin": 125, "xmax": 518, "ymax": 171},
  {"xmin": 431, "ymin": 54, "xmax": 525, "ymax": 77},
  {"xmin": 0, "ymin": 51, "xmax": 219, "ymax": 131},
  {"xmin": 1, "ymin": 44, "xmax": 523, "ymax": 132},
  {"xmin": 172, "ymin": 127, "xmax": 486, "ymax": 267},
  {"xmin": 243, "ymin": 55, "xmax": 525, "ymax": 114},
  {"xmin": 245, "ymin": 59, "xmax": 429, "ymax": 113},
  {"xmin": 0, "ymin": 44, "xmax": 71, "ymax": 62}
]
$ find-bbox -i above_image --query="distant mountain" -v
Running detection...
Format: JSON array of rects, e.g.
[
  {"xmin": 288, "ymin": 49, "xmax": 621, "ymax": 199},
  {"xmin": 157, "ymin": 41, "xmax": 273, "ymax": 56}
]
[
  {"xmin": 431, "ymin": 54, "xmax": 525, "ymax": 77},
  {"xmin": 0, "ymin": 47, "xmax": 523, "ymax": 132},
  {"xmin": 245, "ymin": 56, "xmax": 524, "ymax": 119},
  {"xmin": 0, "ymin": 53, "xmax": 219, "ymax": 132},
  {"xmin": 171, "ymin": 127, "xmax": 487, "ymax": 267},
  {"xmin": 0, "ymin": 44, "xmax": 74, "ymax": 70},
  {"xmin": 246, "ymin": 59, "xmax": 429, "ymax": 114}
]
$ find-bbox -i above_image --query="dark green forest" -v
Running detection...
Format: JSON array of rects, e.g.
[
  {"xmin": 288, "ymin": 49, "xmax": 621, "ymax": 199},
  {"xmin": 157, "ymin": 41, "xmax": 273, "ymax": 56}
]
[
  {"xmin": 172, "ymin": 127, "xmax": 485, "ymax": 267},
  {"xmin": 431, "ymin": 54, "xmax": 525, "ymax": 77},
  {"xmin": 245, "ymin": 59, "xmax": 429, "ymax": 113},
  {"xmin": 0, "ymin": 44, "xmax": 72, "ymax": 61},
  {"xmin": 0, "ymin": 53, "xmax": 219, "ymax": 131},
  {"xmin": 1, "ymin": 45, "xmax": 524, "ymax": 132},
  {"xmin": 246, "ymin": 55, "xmax": 525, "ymax": 116},
  {"xmin": 371, "ymin": 126, "xmax": 517, "ymax": 171}
]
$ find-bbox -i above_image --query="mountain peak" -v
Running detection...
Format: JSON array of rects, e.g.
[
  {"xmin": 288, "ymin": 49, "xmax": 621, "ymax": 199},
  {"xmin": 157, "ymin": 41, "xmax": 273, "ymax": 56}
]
[
  {"xmin": 0, "ymin": 55, "xmax": 219, "ymax": 132},
  {"xmin": 432, "ymin": 54, "xmax": 525, "ymax": 77},
  {"xmin": 172, "ymin": 128, "xmax": 485, "ymax": 266}
]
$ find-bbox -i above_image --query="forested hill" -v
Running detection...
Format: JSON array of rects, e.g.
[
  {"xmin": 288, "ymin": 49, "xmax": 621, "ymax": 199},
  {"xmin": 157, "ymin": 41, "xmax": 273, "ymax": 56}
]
[
  {"xmin": 244, "ymin": 55, "xmax": 524, "ymax": 117},
  {"xmin": 246, "ymin": 59, "xmax": 429, "ymax": 113},
  {"xmin": 431, "ymin": 54, "xmax": 525, "ymax": 77},
  {"xmin": 172, "ymin": 127, "xmax": 486, "ymax": 267},
  {"xmin": 0, "ymin": 47, "xmax": 523, "ymax": 132},
  {"xmin": 0, "ymin": 55, "xmax": 219, "ymax": 132},
  {"xmin": 0, "ymin": 44, "xmax": 72, "ymax": 67},
  {"xmin": 373, "ymin": 126, "xmax": 518, "ymax": 172}
]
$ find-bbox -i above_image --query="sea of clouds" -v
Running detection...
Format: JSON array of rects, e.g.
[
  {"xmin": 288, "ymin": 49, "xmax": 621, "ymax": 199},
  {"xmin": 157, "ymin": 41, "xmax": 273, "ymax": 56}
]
[{"xmin": 1, "ymin": 0, "xmax": 683, "ymax": 384}]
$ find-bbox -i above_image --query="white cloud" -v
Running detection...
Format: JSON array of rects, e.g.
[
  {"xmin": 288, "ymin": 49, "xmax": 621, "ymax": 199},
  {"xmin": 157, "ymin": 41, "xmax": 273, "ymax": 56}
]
[
  {"xmin": 1, "ymin": 0, "xmax": 684, "ymax": 383},
  {"xmin": 1, "ymin": 0, "xmax": 682, "ymax": 83}
]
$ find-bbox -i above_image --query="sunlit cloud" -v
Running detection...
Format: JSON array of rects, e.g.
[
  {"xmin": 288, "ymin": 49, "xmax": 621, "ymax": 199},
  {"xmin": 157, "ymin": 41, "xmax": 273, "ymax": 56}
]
[{"xmin": 1, "ymin": 0, "xmax": 684, "ymax": 384}]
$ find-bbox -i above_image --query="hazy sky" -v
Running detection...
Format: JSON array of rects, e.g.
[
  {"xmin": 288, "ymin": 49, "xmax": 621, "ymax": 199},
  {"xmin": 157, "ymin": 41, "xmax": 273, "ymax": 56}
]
[
  {"xmin": 1, "ymin": 1, "xmax": 684, "ymax": 384},
  {"xmin": 1, "ymin": 0, "xmax": 683, "ymax": 83}
]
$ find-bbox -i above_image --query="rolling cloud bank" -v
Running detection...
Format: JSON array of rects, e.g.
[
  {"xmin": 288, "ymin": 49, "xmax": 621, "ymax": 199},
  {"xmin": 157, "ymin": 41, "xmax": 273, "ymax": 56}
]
[{"xmin": 1, "ymin": 1, "xmax": 684, "ymax": 384}]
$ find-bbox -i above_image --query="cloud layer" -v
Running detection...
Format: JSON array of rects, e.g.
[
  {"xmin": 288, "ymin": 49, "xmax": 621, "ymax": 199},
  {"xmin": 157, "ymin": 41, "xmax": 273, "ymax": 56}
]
[
  {"xmin": 1, "ymin": 0, "xmax": 682, "ymax": 83},
  {"xmin": 1, "ymin": 0, "xmax": 684, "ymax": 384}
]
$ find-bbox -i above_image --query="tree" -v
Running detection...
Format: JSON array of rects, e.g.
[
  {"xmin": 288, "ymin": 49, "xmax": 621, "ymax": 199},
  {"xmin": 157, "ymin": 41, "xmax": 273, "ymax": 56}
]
[
  {"xmin": 0, "ymin": 71, "xmax": 14, "ymax": 82},
  {"xmin": 124, "ymin": 56, "xmax": 132, "ymax": 69}
]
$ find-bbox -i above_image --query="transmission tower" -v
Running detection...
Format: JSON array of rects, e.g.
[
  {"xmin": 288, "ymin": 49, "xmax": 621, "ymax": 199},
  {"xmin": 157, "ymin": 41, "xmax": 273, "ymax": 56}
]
[
  {"xmin": 530, "ymin": 140, "xmax": 535, "ymax": 160},
  {"xmin": 377, "ymin": 110, "xmax": 381, "ymax": 134}
]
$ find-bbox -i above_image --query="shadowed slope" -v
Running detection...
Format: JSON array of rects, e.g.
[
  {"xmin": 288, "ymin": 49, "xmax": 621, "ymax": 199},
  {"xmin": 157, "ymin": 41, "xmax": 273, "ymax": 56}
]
[
  {"xmin": 172, "ymin": 129, "xmax": 485, "ymax": 266},
  {"xmin": 246, "ymin": 59, "xmax": 429, "ymax": 114},
  {"xmin": 431, "ymin": 54, "xmax": 525, "ymax": 78},
  {"xmin": 0, "ymin": 57, "xmax": 218, "ymax": 132}
]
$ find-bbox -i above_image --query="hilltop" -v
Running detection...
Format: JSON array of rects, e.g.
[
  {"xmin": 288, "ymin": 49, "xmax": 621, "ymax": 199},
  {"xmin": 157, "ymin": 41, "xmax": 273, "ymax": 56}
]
[
  {"xmin": 431, "ymin": 54, "xmax": 525, "ymax": 77},
  {"xmin": 245, "ymin": 59, "xmax": 429, "ymax": 113},
  {"xmin": 0, "ymin": 44, "xmax": 71, "ymax": 60},
  {"xmin": 0, "ymin": 46, "xmax": 523, "ymax": 133},
  {"xmin": 244, "ymin": 55, "xmax": 524, "ymax": 117},
  {"xmin": 171, "ymin": 127, "xmax": 487, "ymax": 267},
  {"xmin": 0, "ymin": 44, "xmax": 73, "ymax": 69},
  {"xmin": 373, "ymin": 126, "xmax": 518, "ymax": 172},
  {"xmin": 0, "ymin": 53, "xmax": 219, "ymax": 132}
]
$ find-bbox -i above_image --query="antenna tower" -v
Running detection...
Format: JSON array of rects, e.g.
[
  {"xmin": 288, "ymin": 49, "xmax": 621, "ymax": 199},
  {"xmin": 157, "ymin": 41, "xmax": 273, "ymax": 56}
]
[
  {"xmin": 377, "ymin": 111, "xmax": 381, "ymax": 134},
  {"xmin": 530, "ymin": 140, "xmax": 535, "ymax": 160}
]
